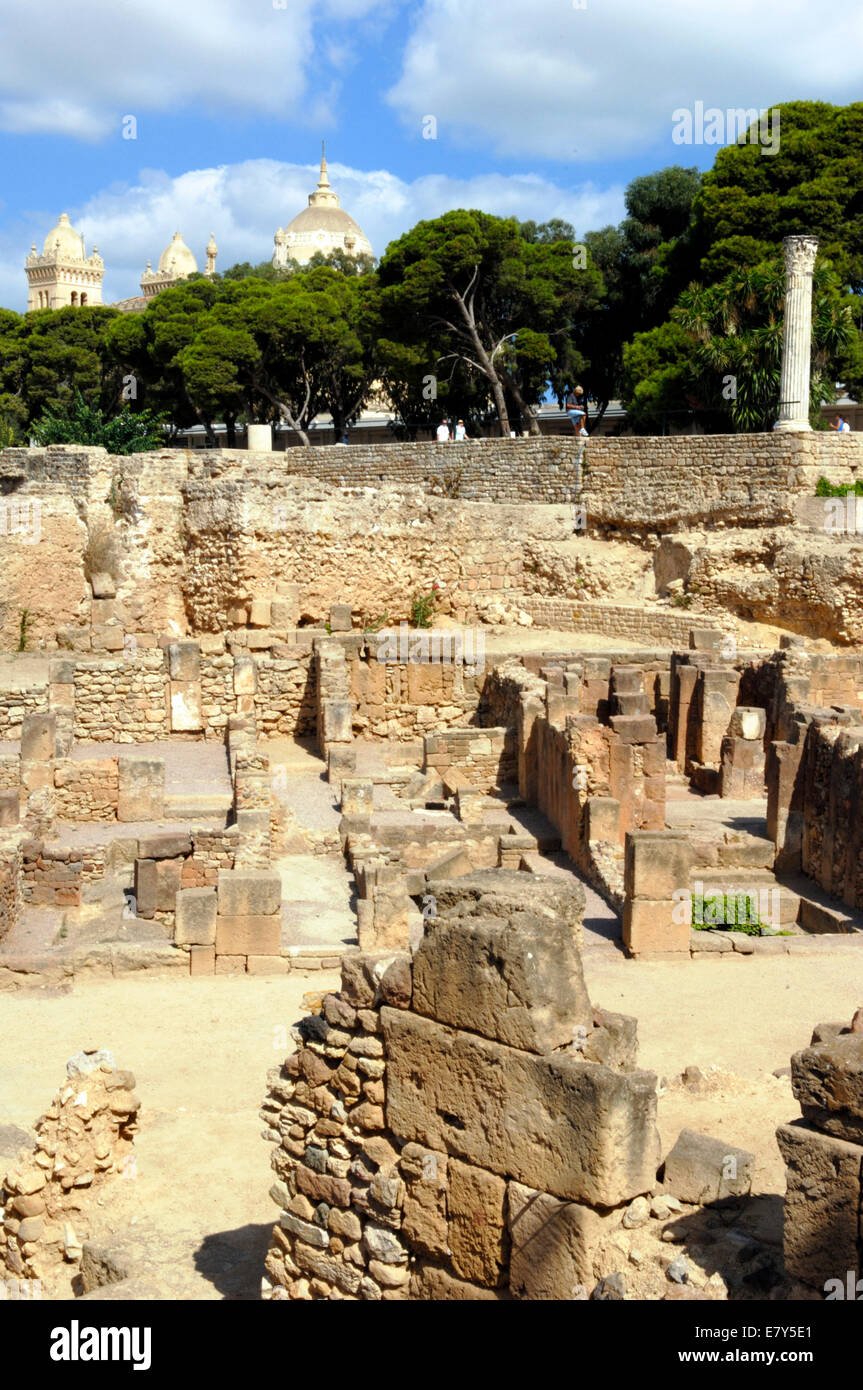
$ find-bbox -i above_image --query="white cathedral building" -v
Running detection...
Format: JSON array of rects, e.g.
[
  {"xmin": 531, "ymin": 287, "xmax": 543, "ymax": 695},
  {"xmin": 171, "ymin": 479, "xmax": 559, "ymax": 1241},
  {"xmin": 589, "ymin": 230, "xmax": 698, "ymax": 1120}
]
[
  {"xmin": 273, "ymin": 146, "xmax": 372, "ymax": 268},
  {"xmin": 25, "ymin": 148, "xmax": 372, "ymax": 313}
]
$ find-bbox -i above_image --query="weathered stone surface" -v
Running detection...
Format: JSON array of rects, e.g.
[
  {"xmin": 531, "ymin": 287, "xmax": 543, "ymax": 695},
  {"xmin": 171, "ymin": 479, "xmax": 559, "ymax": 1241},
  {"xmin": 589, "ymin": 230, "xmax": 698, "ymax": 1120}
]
[
  {"xmin": 217, "ymin": 869, "xmax": 281, "ymax": 918},
  {"xmin": 215, "ymin": 915, "xmax": 281, "ymax": 956},
  {"xmin": 508, "ymin": 1181, "xmax": 617, "ymax": 1299},
  {"xmin": 429, "ymin": 870, "xmax": 585, "ymax": 951},
  {"xmin": 410, "ymin": 1263, "xmax": 506, "ymax": 1300},
  {"xmin": 412, "ymin": 911, "xmax": 592, "ymax": 1052},
  {"xmin": 776, "ymin": 1120, "xmax": 862, "ymax": 1289},
  {"xmin": 117, "ymin": 756, "xmax": 164, "ymax": 822},
  {"xmin": 663, "ymin": 1128, "xmax": 754, "ymax": 1205},
  {"xmin": 137, "ymin": 832, "xmax": 191, "ymax": 860},
  {"xmin": 381, "ymin": 1008, "xmax": 659, "ymax": 1206},
  {"xmin": 447, "ymin": 1159, "xmax": 507, "ymax": 1287},
  {"xmin": 791, "ymin": 1032, "xmax": 863, "ymax": 1143}
]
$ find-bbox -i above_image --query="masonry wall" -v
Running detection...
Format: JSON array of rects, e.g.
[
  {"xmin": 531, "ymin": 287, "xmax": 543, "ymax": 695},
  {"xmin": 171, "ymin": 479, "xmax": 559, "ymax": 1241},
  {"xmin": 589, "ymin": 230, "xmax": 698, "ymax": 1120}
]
[{"xmin": 3, "ymin": 433, "xmax": 861, "ymax": 650}]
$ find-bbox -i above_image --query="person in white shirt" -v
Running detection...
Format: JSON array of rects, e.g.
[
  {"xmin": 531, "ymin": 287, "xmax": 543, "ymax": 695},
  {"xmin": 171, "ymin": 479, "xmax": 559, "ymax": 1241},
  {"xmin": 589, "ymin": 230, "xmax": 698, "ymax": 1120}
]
[
  {"xmin": 454, "ymin": 419, "xmax": 467, "ymax": 441},
  {"xmin": 831, "ymin": 414, "xmax": 852, "ymax": 433},
  {"xmin": 436, "ymin": 421, "xmax": 451, "ymax": 442}
]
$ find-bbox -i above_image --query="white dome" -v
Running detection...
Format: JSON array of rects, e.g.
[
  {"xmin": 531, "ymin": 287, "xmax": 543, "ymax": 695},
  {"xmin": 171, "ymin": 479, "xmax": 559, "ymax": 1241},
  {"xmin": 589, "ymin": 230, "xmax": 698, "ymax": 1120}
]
[
  {"xmin": 42, "ymin": 213, "xmax": 86, "ymax": 261},
  {"xmin": 157, "ymin": 232, "xmax": 198, "ymax": 278}
]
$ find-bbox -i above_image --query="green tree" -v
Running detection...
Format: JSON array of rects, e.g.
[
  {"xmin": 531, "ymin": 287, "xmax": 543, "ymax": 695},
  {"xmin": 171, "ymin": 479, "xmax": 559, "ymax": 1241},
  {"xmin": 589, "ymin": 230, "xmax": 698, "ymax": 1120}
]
[
  {"xmin": 378, "ymin": 210, "xmax": 602, "ymax": 436},
  {"xmin": 693, "ymin": 101, "xmax": 863, "ymax": 291},
  {"xmin": 0, "ymin": 305, "xmax": 124, "ymax": 432}
]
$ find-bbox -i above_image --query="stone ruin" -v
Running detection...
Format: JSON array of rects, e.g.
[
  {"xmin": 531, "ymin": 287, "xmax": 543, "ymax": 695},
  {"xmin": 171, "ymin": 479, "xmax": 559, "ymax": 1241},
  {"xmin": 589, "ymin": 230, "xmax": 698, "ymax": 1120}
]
[
  {"xmin": 0, "ymin": 1048, "xmax": 139, "ymax": 1298},
  {"xmin": 1, "ymin": 432, "xmax": 863, "ymax": 1300}
]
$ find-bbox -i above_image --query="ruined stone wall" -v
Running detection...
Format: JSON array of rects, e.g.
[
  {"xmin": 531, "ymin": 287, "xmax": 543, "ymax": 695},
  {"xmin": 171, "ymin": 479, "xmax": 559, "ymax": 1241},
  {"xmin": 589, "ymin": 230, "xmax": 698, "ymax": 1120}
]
[
  {"xmin": 523, "ymin": 597, "xmax": 706, "ymax": 646},
  {"xmin": 0, "ymin": 685, "xmax": 47, "ymax": 741},
  {"xmin": 4, "ymin": 433, "xmax": 860, "ymax": 652},
  {"xmin": 261, "ymin": 880, "xmax": 660, "ymax": 1301},
  {"xmin": 422, "ymin": 727, "xmax": 515, "ymax": 790},
  {"xmin": 52, "ymin": 757, "xmax": 119, "ymax": 821},
  {"xmin": 0, "ymin": 838, "xmax": 21, "ymax": 943},
  {"xmin": 777, "ymin": 1019, "xmax": 863, "ymax": 1298},
  {"xmin": 0, "ymin": 1048, "xmax": 139, "ymax": 1295}
]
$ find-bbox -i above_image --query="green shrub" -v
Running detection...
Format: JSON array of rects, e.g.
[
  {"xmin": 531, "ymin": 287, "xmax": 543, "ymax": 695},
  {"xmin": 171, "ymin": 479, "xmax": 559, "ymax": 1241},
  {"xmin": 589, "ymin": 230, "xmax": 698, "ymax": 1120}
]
[
  {"xmin": 815, "ymin": 476, "xmax": 863, "ymax": 498},
  {"xmin": 691, "ymin": 892, "xmax": 762, "ymax": 935},
  {"xmin": 32, "ymin": 390, "xmax": 164, "ymax": 454},
  {"xmin": 410, "ymin": 588, "xmax": 439, "ymax": 628}
]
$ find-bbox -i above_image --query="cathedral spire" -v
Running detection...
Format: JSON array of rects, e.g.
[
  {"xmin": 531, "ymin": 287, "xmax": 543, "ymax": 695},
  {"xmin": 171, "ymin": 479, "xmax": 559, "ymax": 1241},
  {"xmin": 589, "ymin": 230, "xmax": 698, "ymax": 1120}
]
[{"xmin": 318, "ymin": 141, "xmax": 330, "ymax": 190}]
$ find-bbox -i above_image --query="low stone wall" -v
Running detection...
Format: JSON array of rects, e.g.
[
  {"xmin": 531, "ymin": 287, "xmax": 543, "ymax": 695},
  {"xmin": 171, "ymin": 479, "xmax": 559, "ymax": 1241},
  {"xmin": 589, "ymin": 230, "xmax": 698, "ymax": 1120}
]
[
  {"xmin": 53, "ymin": 757, "xmax": 119, "ymax": 821},
  {"xmin": 423, "ymin": 726, "xmax": 515, "ymax": 790},
  {"xmin": 523, "ymin": 597, "xmax": 708, "ymax": 647}
]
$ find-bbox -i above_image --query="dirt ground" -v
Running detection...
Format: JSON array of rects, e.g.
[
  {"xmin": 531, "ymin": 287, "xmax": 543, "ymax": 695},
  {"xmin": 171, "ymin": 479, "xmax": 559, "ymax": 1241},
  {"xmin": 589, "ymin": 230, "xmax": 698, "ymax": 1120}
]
[{"xmin": 1, "ymin": 949, "xmax": 859, "ymax": 1299}]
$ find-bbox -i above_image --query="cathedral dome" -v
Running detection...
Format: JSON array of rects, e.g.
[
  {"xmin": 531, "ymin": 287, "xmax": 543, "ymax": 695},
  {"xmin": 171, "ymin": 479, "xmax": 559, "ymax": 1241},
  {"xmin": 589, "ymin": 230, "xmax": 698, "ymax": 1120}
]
[
  {"xmin": 42, "ymin": 213, "xmax": 86, "ymax": 261},
  {"xmin": 274, "ymin": 147, "xmax": 372, "ymax": 267},
  {"xmin": 157, "ymin": 232, "xmax": 198, "ymax": 278}
]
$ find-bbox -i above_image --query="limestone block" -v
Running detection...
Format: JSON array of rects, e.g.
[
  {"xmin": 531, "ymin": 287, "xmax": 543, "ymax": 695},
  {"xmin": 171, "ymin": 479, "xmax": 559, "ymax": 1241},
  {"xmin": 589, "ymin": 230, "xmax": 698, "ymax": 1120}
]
[
  {"xmin": 425, "ymin": 846, "xmax": 473, "ymax": 880},
  {"xmin": 249, "ymin": 598, "xmax": 272, "ymax": 628},
  {"xmin": 329, "ymin": 604, "xmax": 353, "ymax": 632},
  {"xmin": 154, "ymin": 858, "xmax": 182, "ymax": 912},
  {"xmin": 175, "ymin": 888, "xmax": 217, "ymax": 947},
  {"xmin": 0, "ymin": 790, "xmax": 20, "ymax": 827},
  {"xmin": 270, "ymin": 598, "xmax": 298, "ymax": 629},
  {"xmin": 729, "ymin": 707, "xmax": 767, "ymax": 741},
  {"xmin": 586, "ymin": 797, "xmax": 620, "ymax": 843},
  {"xmin": 90, "ymin": 572, "xmax": 116, "ymax": 599},
  {"xmin": 21, "ymin": 713, "xmax": 56, "ymax": 763},
  {"xmin": 189, "ymin": 944, "xmax": 215, "ymax": 976},
  {"xmin": 322, "ymin": 698, "xmax": 353, "ymax": 744},
  {"xmin": 399, "ymin": 1146, "xmax": 448, "ymax": 1260},
  {"xmin": 217, "ymin": 868, "xmax": 281, "ymax": 917},
  {"xmin": 663, "ymin": 1128, "xmax": 754, "ymax": 1204},
  {"xmin": 508, "ymin": 1182, "xmax": 617, "ymax": 1299},
  {"xmin": 447, "ymin": 1159, "xmax": 507, "ymax": 1287},
  {"xmin": 138, "ymin": 832, "xmax": 191, "ymax": 859},
  {"xmin": 776, "ymin": 1121, "xmax": 862, "ymax": 1289},
  {"xmin": 233, "ymin": 656, "xmax": 256, "ymax": 695},
  {"xmin": 246, "ymin": 955, "xmax": 290, "ymax": 975},
  {"xmin": 341, "ymin": 779, "xmax": 373, "ymax": 817},
  {"xmin": 624, "ymin": 830, "xmax": 692, "ymax": 900},
  {"xmin": 327, "ymin": 745, "xmax": 356, "ymax": 781},
  {"xmin": 381, "ymin": 1008, "xmax": 659, "ymax": 1207},
  {"xmin": 215, "ymin": 915, "xmax": 281, "ymax": 956},
  {"xmin": 91, "ymin": 624, "xmax": 125, "ymax": 653},
  {"xmin": 170, "ymin": 680, "xmax": 203, "ymax": 733},
  {"xmin": 134, "ymin": 859, "xmax": 157, "ymax": 919},
  {"xmin": 215, "ymin": 955, "xmax": 246, "ymax": 974},
  {"xmin": 166, "ymin": 641, "xmax": 200, "ymax": 681},
  {"xmin": 623, "ymin": 898, "xmax": 690, "ymax": 957},
  {"xmin": 791, "ymin": 1033, "xmax": 863, "ymax": 1143},
  {"xmin": 411, "ymin": 911, "xmax": 592, "ymax": 1051},
  {"xmin": 430, "ymin": 870, "xmax": 585, "ymax": 952},
  {"xmin": 117, "ymin": 755, "xmax": 164, "ymax": 822},
  {"xmin": 610, "ymin": 714, "xmax": 657, "ymax": 743}
]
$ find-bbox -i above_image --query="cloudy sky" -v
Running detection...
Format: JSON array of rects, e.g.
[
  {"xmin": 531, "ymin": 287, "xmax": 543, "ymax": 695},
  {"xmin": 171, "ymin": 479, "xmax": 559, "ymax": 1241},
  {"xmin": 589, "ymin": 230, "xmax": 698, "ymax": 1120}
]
[{"xmin": 1, "ymin": 0, "xmax": 862, "ymax": 309}]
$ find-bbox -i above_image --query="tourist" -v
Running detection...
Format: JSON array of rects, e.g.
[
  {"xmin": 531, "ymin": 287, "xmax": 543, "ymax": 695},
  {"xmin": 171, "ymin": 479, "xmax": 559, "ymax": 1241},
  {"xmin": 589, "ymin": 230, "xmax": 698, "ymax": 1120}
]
[
  {"xmin": 831, "ymin": 413, "xmax": 852, "ymax": 433},
  {"xmin": 436, "ymin": 420, "xmax": 451, "ymax": 443},
  {"xmin": 565, "ymin": 385, "xmax": 586, "ymax": 435},
  {"xmin": 454, "ymin": 419, "xmax": 467, "ymax": 441}
]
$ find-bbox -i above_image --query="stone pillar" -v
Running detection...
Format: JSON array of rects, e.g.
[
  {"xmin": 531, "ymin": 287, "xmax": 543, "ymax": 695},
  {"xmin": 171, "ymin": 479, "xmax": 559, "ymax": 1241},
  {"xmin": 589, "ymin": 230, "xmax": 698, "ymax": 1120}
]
[
  {"xmin": 247, "ymin": 423, "xmax": 273, "ymax": 451},
  {"xmin": 775, "ymin": 235, "xmax": 818, "ymax": 433}
]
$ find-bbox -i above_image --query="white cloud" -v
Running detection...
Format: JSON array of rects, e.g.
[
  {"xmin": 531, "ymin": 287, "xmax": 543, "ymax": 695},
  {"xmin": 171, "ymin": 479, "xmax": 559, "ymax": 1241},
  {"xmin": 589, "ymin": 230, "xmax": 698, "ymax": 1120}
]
[
  {"xmin": 0, "ymin": 0, "xmax": 385, "ymax": 139},
  {"xmin": 0, "ymin": 156, "xmax": 625, "ymax": 310},
  {"xmin": 386, "ymin": 0, "xmax": 863, "ymax": 160}
]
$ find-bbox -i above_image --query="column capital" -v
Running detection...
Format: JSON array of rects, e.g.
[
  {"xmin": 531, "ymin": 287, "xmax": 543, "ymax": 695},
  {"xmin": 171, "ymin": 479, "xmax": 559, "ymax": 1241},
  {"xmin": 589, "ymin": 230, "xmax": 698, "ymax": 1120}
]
[{"xmin": 782, "ymin": 234, "xmax": 818, "ymax": 277}]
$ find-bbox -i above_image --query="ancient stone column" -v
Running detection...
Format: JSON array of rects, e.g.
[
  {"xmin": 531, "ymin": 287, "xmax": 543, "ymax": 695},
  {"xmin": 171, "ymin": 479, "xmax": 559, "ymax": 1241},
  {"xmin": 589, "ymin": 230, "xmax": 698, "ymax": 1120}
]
[{"xmin": 775, "ymin": 235, "xmax": 818, "ymax": 433}]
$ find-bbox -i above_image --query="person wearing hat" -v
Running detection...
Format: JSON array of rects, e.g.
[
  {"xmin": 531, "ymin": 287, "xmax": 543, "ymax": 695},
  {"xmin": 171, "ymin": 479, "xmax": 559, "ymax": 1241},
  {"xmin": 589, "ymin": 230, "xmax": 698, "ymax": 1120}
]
[{"xmin": 454, "ymin": 419, "xmax": 467, "ymax": 441}]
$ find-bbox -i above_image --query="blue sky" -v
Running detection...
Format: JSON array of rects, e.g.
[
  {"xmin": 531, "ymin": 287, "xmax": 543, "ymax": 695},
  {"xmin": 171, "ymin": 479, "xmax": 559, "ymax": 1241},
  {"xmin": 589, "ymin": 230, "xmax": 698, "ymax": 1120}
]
[{"xmin": 1, "ymin": 0, "xmax": 862, "ymax": 310}]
